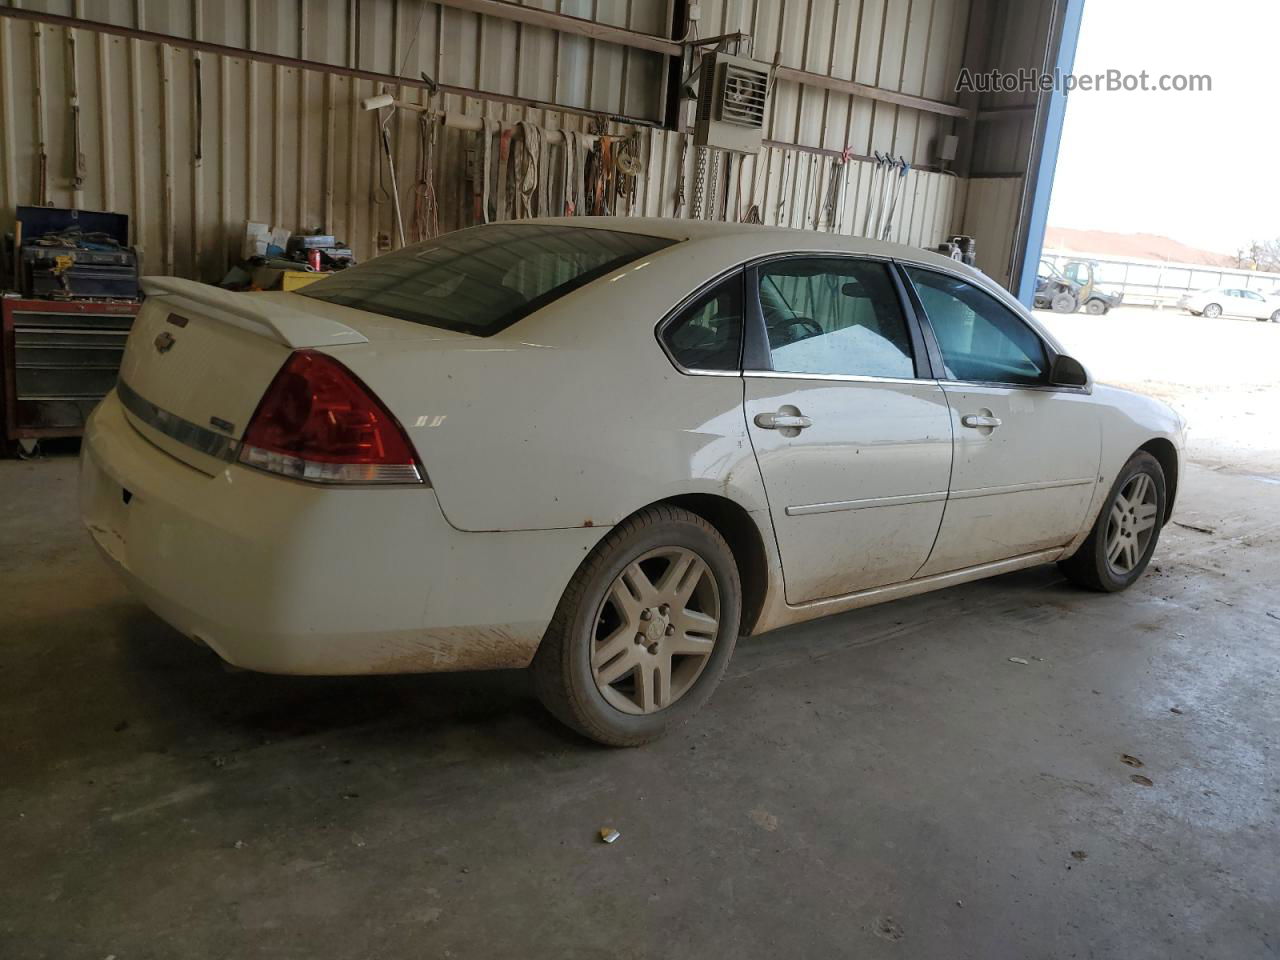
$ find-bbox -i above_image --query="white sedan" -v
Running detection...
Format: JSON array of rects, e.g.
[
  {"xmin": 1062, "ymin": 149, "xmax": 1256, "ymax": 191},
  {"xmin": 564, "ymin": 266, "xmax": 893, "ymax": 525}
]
[
  {"xmin": 1179, "ymin": 286, "xmax": 1280, "ymax": 321},
  {"xmin": 81, "ymin": 219, "xmax": 1185, "ymax": 745}
]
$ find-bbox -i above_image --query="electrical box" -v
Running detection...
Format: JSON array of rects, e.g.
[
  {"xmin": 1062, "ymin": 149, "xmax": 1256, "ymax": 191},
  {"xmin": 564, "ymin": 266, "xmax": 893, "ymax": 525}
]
[{"xmin": 692, "ymin": 52, "xmax": 770, "ymax": 155}]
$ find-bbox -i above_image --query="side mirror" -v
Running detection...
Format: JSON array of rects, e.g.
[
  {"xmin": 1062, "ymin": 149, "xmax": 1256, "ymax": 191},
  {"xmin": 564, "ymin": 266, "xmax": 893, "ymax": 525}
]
[{"xmin": 1050, "ymin": 353, "xmax": 1089, "ymax": 387}]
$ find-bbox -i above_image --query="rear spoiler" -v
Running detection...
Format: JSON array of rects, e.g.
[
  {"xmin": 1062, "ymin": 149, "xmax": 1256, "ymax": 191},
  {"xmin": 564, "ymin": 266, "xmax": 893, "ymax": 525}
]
[{"xmin": 141, "ymin": 277, "xmax": 368, "ymax": 349}]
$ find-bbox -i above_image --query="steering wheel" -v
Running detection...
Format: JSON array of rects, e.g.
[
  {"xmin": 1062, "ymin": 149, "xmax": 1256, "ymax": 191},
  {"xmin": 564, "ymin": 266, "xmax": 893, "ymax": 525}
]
[{"xmin": 772, "ymin": 316, "xmax": 824, "ymax": 343}]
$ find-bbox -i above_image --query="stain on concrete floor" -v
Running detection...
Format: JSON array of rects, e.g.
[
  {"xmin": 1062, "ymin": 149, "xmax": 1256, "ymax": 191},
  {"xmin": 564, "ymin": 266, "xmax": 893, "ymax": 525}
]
[{"xmin": 1, "ymin": 452, "xmax": 1277, "ymax": 959}]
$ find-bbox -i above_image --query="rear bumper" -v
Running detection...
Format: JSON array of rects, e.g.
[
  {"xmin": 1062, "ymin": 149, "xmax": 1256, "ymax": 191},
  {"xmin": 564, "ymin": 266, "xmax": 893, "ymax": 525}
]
[{"xmin": 80, "ymin": 391, "xmax": 605, "ymax": 675}]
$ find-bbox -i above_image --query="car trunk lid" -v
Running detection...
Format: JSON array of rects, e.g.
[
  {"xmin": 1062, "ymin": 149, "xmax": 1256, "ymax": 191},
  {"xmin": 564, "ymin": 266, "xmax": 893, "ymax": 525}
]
[{"xmin": 117, "ymin": 278, "xmax": 374, "ymax": 475}]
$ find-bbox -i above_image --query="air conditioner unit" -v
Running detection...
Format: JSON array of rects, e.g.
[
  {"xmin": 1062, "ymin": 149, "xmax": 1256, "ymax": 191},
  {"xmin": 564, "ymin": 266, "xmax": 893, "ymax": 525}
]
[{"xmin": 693, "ymin": 52, "xmax": 770, "ymax": 154}]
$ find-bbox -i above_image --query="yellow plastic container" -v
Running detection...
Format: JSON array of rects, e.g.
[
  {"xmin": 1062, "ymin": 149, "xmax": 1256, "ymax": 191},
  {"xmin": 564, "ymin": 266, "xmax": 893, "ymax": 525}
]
[{"xmin": 282, "ymin": 271, "xmax": 325, "ymax": 292}]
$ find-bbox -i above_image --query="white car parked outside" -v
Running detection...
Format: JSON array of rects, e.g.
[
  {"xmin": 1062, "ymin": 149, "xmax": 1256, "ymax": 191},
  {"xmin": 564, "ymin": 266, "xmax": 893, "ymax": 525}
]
[
  {"xmin": 81, "ymin": 220, "xmax": 1185, "ymax": 745},
  {"xmin": 1179, "ymin": 286, "xmax": 1280, "ymax": 321}
]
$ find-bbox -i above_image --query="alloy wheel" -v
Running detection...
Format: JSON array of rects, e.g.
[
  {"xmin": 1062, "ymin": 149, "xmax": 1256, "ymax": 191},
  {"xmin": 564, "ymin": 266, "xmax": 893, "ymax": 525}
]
[
  {"xmin": 589, "ymin": 547, "xmax": 720, "ymax": 715},
  {"xmin": 1105, "ymin": 472, "xmax": 1160, "ymax": 576}
]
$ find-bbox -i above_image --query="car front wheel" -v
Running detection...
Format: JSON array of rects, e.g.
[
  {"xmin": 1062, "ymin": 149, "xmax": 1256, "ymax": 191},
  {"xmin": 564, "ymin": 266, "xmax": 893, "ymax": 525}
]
[
  {"xmin": 533, "ymin": 505, "xmax": 741, "ymax": 746},
  {"xmin": 1059, "ymin": 451, "xmax": 1166, "ymax": 592},
  {"xmin": 1202, "ymin": 303, "xmax": 1222, "ymax": 318}
]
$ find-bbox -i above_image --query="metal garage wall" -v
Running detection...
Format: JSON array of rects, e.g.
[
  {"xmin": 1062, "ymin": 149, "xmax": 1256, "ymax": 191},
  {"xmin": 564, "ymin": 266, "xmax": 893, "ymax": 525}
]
[
  {"xmin": 958, "ymin": 175, "xmax": 1021, "ymax": 285},
  {"xmin": 692, "ymin": 0, "xmax": 972, "ymax": 164},
  {"xmin": 0, "ymin": 2, "xmax": 970, "ymax": 283},
  {"xmin": 7, "ymin": 0, "xmax": 977, "ymax": 158},
  {"xmin": 968, "ymin": 0, "xmax": 1048, "ymax": 177},
  {"xmin": 954, "ymin": 0, "xmax": 1059, "ymax": 292},
  {"xmin": 3, "ymin": 0, "xmax": 670, "ymax": 121}
]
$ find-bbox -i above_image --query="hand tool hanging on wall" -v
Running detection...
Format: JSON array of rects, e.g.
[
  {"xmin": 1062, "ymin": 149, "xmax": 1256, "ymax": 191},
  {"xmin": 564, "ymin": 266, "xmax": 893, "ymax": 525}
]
[
  {"xmin": 880, "ymin": 156, "xmax": 911, "ymax": 242},
  {"xmin": 833, "ymin": 147, "xmax": 854, "ymax": 232},
  {"xmin": 615, "ymin": 132, "xmax": 644, "ymax": 213},
  {"xmin": 872, "ymin": 154, "xmax": 898, "ymax": 240},
  {"xmin": 374, "ymin": 100, "xmax": 407, "ymax": 247},
  {"xmin": 66, "ymin": 31, "xmax": 87, "ymax": 191},
  {"xmin": 774, "ymin": 150, "xmax": 791, "ymax": 225},
  {"xmin": 821, "ymin": 148, "xmax": 851, "ymax": 230},
  {"xmin": 478, "ymin": 118, "xmax": 497, "ymax": 223},
  {"xmin": 70, "ymin": 96, "xmax": 87, "ymax": 189},
  {"xmin": 193, "ymin": 56, "xmax": 204, "ymax": 166},
  {"xmin": 861, "ymin": 152, "xmax": 885, "ymax": 238}
]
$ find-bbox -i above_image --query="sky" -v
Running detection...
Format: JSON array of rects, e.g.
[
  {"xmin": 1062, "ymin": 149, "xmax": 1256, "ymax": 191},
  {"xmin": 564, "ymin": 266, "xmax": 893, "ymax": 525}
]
[{"xmin": 1046, "ymin": 0, "xmax": 1280, "ymax": 255}]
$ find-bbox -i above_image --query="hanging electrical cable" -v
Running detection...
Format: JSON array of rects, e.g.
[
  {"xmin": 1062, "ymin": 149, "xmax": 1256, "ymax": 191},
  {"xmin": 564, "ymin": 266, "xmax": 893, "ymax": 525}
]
[{"xmin": 411, "ymin": 112, "xmax": 439, "ymax": 241}]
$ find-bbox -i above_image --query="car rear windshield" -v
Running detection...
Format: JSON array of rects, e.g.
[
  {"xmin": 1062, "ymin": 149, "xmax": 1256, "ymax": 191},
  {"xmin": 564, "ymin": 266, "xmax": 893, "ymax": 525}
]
[{"xmin": 298, "ymin": 223, "xmax": 676, "ymax": 336}]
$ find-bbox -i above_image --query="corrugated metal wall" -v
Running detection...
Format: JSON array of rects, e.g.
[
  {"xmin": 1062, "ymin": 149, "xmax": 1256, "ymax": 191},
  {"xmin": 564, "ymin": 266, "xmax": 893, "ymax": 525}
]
[
  {"xmin": 0, "ymin": 4, "xmax": 972, "ymax": 282},
  {"xmin": 703, "ymin": 0, "xmax": 972, "ymax": 162},
  {"xmin": 968, "ymin": 0, "xmax": 1048, "ymax": 176},
  {"xmin": 959, "ymin": 176, "xmax": 1021, "ymax": 284},
  {"xmin": 3, "ymin": 0, "xmax": 1095, "ymax": 294},
  {"xmin": 5, "ymin": 0, "xmax": 672, "ymax": 120},
  {"xmin": 6, "ymin": 0, "xmax": 976, "ymax": 157}
]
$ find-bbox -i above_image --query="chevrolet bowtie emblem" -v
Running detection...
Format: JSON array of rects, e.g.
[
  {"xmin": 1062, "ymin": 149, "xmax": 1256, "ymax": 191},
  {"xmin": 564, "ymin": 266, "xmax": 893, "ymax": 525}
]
[{"xmin": 154, "ymin": 331, "xmax": 176, "ymax": 354}]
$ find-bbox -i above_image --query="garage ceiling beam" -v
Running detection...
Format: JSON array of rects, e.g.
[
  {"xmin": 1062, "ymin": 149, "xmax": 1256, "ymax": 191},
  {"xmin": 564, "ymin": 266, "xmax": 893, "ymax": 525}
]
[
  {"xmin": 771, "ymin": 66, "xmax": 970, "ymax": 119},
  {"xmin": 977, "ymin": 105, "xmax": 1036, "ymax": 122},
  {"xmin": 431, "ymin": 0, "xmax": 681, "ymax": 56}
]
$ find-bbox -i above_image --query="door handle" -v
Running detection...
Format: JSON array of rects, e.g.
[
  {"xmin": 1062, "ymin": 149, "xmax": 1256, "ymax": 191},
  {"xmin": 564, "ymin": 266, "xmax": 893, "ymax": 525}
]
[
  {"xmin": 755, "ymin": 411, "xmax": 813, "ymax": 430},
  {"xmin": 961, "ymin": 414, "xmax": 1002, "ymax": 429}
]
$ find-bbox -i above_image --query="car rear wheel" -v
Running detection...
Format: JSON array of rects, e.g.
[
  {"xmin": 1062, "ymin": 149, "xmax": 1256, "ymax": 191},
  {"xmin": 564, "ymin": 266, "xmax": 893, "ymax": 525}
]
[
  {"xmin": 1202, "ymin": 302, "xmax": 1222, "ymax": 318},
  {"xmin": 1272, "ymin": 310, "xmax": 1280, "ymax": 323},
  {"xmin": 1058, "ymin": 451, "xmax": 1166, "ymax": 592},
  {"xmin": 532, "ymin": 505, "xmax": 741, "ymax": 746}
]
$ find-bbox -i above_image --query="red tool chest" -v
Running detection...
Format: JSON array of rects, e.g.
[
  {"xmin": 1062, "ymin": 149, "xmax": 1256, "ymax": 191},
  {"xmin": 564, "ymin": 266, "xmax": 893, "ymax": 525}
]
[{"xmin": 2, "ymin": 296, "xmax": 138, "ymax": 441}]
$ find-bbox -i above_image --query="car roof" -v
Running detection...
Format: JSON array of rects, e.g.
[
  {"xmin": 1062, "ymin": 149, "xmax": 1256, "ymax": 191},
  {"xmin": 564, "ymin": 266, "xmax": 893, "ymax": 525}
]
[{"xmin": 520, "ymin": 216, "xmax": 976, "ymax": 277}]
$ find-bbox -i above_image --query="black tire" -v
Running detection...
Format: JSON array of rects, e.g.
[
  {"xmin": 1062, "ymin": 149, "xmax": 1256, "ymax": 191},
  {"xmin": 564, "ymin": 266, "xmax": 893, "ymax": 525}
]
[
  {"xmin": 1058, "ymin": 451, "xmax": 1166, "ymax": 592},
  {"xmin": 1051, "ymin": 292, "xmax": 1078, "ymax": 313},
  {"xmin": 1085, "ymin": 298, "xmax": 1107, "ymax": 316},
  {"xmin": 532, "ymin": 505, "xmax": 742, "ymax": 746},
  {"xmin": 1202, "ymin": 303, "xmax": 1222, "ymax": 318},
  {"xmin": 1272, "ymin": 310, "xmax": 1280, "ymax": 323}
]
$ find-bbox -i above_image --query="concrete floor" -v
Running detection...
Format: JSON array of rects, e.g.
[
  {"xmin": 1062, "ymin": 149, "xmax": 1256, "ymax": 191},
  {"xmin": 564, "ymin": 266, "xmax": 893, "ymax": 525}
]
[{"xmin": 3, "ymin": 309, "xmax": 1279, "ymax": 957}]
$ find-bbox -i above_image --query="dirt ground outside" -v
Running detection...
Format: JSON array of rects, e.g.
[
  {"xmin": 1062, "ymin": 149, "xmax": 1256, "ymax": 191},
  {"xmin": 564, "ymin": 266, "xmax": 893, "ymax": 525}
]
[{"xmin": 1035, "ymin": 305, "xmax": 1280, "ymax": 477}]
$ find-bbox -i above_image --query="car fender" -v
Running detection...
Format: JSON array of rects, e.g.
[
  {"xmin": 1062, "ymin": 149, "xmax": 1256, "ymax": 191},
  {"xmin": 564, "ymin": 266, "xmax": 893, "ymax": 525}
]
[{"xmin": 1061, "ymin": 384, "xmax": 1186, "ymax": 556}]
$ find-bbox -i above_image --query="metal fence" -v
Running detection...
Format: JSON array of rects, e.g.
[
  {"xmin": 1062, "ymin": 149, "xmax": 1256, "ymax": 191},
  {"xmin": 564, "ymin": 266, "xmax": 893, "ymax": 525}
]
[{"xmin": 1040, "ymin": 249, "xmax": 1280, "ymax": 308}]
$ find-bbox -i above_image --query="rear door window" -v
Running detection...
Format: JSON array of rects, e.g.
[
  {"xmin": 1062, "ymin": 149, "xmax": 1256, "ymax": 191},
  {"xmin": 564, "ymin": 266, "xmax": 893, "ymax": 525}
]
[
  {"xmin": 300, "ymin": 223, "xmax": 675, "ymax": 336},
  {"xmin": 756, "ymin": 258, "xmax": 917, "ymax": 379}
]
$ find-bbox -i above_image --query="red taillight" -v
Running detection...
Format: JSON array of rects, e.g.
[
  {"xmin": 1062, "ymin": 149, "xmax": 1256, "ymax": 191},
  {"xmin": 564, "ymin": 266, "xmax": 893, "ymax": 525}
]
[{"xmin": 238, "ymin": 350, "xmax": 423, "ymax": 484}]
